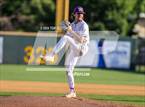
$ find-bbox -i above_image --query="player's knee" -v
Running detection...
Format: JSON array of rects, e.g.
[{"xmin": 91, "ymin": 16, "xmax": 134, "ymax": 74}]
[
  {"xmin": 63, "ymin": 35, "xmax": 68, "ymax": 40},
  {"xmin": 63, "ymin": 35, "xmax": 71, "ymax": 41}
]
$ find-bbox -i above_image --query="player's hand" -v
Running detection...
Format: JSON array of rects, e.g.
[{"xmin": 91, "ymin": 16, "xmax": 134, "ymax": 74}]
[
  {"xmin": 80, "ymin": 36, "xmax": 87, "ymax": 43},
  {"xmin": 67, "ymin": 26, "xmax": 72, "ymax": 32}
]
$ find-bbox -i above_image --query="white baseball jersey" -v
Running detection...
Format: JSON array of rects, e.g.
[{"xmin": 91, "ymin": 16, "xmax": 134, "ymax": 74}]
[{"xmin": 67, "ymin": 20, "xmax": 90, "ymax": 45}]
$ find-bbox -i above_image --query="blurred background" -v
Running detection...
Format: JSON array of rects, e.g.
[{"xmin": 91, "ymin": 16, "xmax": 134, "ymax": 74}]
[
  {"xmin": 0, "ymin": 0, "xmax": 145, "ymax": 35},
  {"xmin": 0, "ymin": 0, "xmax": 145, "ymax": 72}
]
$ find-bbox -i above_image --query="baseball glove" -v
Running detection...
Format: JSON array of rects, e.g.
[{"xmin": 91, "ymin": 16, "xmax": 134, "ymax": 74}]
[{"xmin": 60, "ymin": 20, "xmax": 71, "ymax": 32}]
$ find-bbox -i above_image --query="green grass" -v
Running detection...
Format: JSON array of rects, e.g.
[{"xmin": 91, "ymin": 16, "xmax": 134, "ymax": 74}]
[
  {"xmin": 0, "ymin": 92, "xmax": 144, "ymax": 106},
  {"xmin": 0, "ymin": 64, "xmax": 145, "ymax": 85}
]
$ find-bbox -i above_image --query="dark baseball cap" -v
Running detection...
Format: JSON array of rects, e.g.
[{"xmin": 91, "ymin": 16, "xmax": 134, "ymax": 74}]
[{"xmin": 73, "ymin": 6, "xmax": 85, "ymax": 14}]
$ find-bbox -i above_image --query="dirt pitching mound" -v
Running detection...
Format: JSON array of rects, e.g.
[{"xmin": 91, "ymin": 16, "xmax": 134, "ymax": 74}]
[{"xmin": 0, "ymin": 96, "xmax": 138, "ymax": 107}]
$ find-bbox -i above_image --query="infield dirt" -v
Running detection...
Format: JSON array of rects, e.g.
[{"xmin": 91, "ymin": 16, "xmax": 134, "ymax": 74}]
[{"xmin": 0, "ymin": 80, "xmax": 144, "ymax": 96}]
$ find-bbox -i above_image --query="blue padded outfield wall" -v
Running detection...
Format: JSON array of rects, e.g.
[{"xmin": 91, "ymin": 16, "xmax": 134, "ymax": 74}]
[{"xmin": 0, "ymin": 34, "xmax": 144, "ymax": 71}]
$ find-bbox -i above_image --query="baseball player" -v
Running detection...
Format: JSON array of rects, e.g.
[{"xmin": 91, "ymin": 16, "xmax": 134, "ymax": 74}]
[{"xmin": 41, "ymin": 6, "xmax": 89, "ymax": 98}]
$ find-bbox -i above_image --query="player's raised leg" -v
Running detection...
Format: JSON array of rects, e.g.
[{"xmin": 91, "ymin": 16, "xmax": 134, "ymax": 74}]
[{"xmin": 41, "ymin": 35, "xmax": 80, "ymax": 62}]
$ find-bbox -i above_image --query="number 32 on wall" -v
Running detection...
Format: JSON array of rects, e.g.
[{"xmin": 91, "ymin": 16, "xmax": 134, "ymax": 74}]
[{"xmin": 24, "ymin": 45, "xmax": 58, "ymax": 64}]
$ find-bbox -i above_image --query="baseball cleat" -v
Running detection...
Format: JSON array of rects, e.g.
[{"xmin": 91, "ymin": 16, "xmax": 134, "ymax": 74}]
[
  {"xmin": 40, "ymin": 54, "xmax": 54, "ymax": 62},
  {"xmin": 40, "ymin": 55, "xmax": 44, "ymax": 59},
  {"xmin": 65, "ymin": 92, "xmax": 76, "ymax": 98},
  {"xmin": 45, "ymin": 55, "xmax": 54, "ymax": 62}
]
